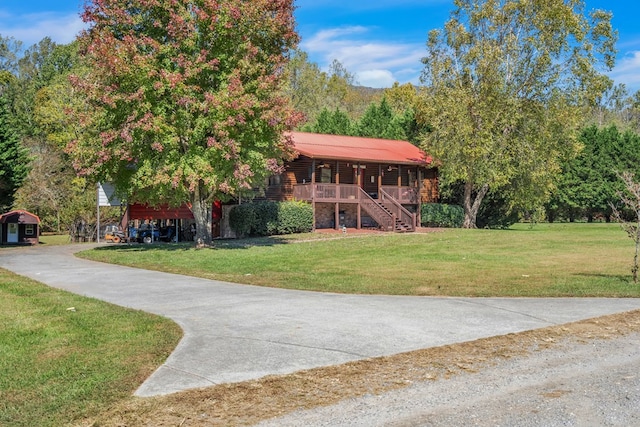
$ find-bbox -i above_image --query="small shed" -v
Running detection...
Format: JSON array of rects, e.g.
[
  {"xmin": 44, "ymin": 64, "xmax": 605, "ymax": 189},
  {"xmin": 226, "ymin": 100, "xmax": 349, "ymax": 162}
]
[{"xmin": 0, "ymin": 210, "xmax": 41, "ymax": 245}]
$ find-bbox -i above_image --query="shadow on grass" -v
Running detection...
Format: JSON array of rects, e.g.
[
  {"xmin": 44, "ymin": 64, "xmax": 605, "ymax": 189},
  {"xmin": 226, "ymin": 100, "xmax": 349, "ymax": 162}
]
[
  {"xmin": 575, "ymin": 272, "xmax": 632, "ymax": 283},
  {"xmin": 90, "ymin": 236, "xmax": 292, "ymax": 252}
]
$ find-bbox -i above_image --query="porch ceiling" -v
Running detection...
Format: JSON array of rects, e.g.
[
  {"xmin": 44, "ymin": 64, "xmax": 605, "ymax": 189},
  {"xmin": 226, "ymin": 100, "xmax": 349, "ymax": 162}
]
[{"xmin": 290, "ymin": 132, "xmax": 433, "ymax": 166}]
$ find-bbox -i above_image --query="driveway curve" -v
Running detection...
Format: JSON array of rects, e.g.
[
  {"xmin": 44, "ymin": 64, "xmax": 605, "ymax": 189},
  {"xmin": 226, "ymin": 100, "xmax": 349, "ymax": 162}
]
[{"xmin": 2, "ymin": 244, "xmax": 640, "ymax": 397}]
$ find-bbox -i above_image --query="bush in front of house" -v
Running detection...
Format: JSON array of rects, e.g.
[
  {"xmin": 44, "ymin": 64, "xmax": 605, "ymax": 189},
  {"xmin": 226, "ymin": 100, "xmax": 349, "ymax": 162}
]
[
  {"xmin": 230, "ymin": 200, "xmax": 313, "ymax": 237},
  {"xmin": 276, "ymin": 200, "xmax": 314, "ymax": 234},
  {"xmin": 421, "ymin": 203, "xmax": 464, "ymax": 228}
]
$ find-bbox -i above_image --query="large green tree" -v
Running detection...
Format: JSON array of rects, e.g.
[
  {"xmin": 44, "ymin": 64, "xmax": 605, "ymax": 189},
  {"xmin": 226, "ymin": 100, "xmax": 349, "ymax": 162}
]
[
  {"xmin": 0, "ymin": 35, "xmax": 30, "ymax": 212},
  {"xmin": 0, "ymin": 94, "xmax": 29, "ymax": 211},
  {"xmin": 418, "ymin": 0, "xmax": 617, "ymax": 228},
  {"xmin": 70, "ymin": 0, "xmax": 301, "ymax": 245},
  {"xmin": 549, "ymin": 125, "xmax": 640, "ymax": 222},
  {"xmin": 304, "ymin": 107, "xmax": 353, "ymax": 135}
]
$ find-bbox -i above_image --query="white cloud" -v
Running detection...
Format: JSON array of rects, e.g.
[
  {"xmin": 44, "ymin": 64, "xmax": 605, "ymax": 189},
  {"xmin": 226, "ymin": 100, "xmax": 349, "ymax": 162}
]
[
  {"xmin": 358, "ymin": 69, "xmax": 396, "ymax": 88},
  {"xmin": 301, "ymin": 26, "xmax": 424, "ymax": 88},
  {"xmin": 609, "ymin": 50, "xmax": 640, "ymax": 92},
  {"xmin": 0, "ymin": 12, "xmax": 84, "ymax": 47},
  {"xmin": 296, "ymin": 0, "xmax": 450, "ymax": 11}
]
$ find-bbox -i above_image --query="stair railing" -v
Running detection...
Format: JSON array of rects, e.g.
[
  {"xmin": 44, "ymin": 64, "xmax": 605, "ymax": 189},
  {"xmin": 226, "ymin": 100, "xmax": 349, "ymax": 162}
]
[
  {"xmin": 379, "ymin": 188, "xmax": 417, "ymax": 230},
  {"xmin": 357, "ymin": 188, "xmax": 395, "ymax": 231}
]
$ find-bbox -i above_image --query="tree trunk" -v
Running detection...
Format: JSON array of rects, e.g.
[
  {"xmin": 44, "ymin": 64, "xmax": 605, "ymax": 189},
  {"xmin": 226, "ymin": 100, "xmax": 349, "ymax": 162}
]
[
  {"xmin": 190, "ymin": 184, "xmax": 213, "ymax": 247},
  {"xmin": 462, "ymin": 181, "xmax": 490, "ymax": 229}
]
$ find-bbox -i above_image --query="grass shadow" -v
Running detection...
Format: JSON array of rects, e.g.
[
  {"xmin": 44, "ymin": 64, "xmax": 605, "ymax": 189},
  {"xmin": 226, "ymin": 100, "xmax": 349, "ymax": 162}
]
[
  {"xmin": 575, "ymin": 272, "xmax": 632, "ymax": 283},
  {"xmin": 90, "ymin": 236, "xmax": 293, "ymax": 252}
]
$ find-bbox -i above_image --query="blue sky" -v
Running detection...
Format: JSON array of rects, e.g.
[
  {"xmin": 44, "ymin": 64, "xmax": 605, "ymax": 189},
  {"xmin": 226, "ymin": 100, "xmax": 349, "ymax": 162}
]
[{"xmin": 1, "ymin": 0, "xmax": 639, "ymax": 90}]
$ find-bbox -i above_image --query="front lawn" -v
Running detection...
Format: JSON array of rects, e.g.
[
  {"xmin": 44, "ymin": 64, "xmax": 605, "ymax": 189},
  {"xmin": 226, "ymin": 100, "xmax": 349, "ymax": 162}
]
[
  {"xmin": 0, "ymin": 269, "xmax": 182, "ymax": 427},
  {"xmin": 78, "ymin": 223, "xmax": 640, "ymax": 297}
]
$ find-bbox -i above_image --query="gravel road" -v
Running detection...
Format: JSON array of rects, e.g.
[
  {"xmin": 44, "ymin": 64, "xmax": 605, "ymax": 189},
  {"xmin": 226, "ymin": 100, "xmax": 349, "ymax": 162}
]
[{"xmin": 256, "ymin": 332, "xmax": 640, "ymax": 427}]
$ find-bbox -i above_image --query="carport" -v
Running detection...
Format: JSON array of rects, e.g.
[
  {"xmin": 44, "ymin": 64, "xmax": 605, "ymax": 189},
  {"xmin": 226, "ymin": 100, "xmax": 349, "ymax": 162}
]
[{"xmin": 122, "ymin": 202, "xmax": 222, "ymax": 241}]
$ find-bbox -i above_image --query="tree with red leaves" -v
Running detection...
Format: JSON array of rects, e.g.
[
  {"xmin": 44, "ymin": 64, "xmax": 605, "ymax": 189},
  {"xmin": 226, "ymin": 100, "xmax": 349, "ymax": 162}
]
[{"xmin": 69, "ymin": 0, "xmax": 301, "ymax": 245}]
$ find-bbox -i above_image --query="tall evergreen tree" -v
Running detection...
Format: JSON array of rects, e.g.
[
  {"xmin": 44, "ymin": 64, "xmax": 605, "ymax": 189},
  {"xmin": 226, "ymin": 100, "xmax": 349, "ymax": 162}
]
[
  {"xmin": 304, "ymin": 108, "xmax": 352, "ymax": 135},
  {"xmin": 549, "ymin": 125, "xmax": 640, "ymax": 221},
  {"xmin": 0, "ymin": 94, "xmax": 29, "ymax": 211}
]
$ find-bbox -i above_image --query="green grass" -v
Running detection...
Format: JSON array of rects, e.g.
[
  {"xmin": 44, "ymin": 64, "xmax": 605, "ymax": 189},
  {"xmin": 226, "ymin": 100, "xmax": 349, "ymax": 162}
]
[
  {"xmin": 38, "ymin": 234, "xmax": 72, "ymax": 246},
  {"xmin": 3, "ymin": 223, "xmax": 638, "ymax": 426},
  {"xmin": 78, "ymin": 223, "xmax": 640, "ymax": 297},
  {"xmin": 0, "ymin": 269, "xmax": 182, "ymax": 427}
]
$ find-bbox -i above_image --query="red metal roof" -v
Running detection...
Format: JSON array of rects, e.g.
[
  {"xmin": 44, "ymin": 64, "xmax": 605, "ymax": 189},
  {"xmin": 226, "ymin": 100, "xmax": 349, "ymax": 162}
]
[
  {"xmin": 290, "ymin": 132, "xmax": 433, "ymax": 166},
  {"xmin": 128, "ymin": 202, "xmax": 222, "ymax": 220},
  {"xmin": 0, "ymin": 210, "xmax": 41, "ymax": 224}
]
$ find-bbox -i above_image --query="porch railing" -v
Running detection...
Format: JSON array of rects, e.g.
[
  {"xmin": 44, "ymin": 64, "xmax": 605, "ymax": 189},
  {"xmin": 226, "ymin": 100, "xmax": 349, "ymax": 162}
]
[
  {"xmin": 294, "ymin": 183, "xmax": 419, "ymax": 204},
  {"xmin": 380, "ymin": 186, "xmax": 419, "ymax": 204}
]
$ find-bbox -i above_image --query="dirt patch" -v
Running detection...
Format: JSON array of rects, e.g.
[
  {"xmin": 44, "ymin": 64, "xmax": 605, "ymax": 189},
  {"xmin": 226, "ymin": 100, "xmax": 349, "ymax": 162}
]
[{"xmin": 76, "ymin": 309, "xmax": 640, "ymax": 427}]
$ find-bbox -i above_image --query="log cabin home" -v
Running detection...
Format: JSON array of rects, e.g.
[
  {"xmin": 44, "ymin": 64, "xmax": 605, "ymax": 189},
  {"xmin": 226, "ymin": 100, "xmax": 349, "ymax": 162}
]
[
  {"xmin": 263, "ymin": 132, "xmax": 438, "ymax": 232},
  {"xmin": 118, "ymin": 132, "xmax": 438, "ymax": 238}
]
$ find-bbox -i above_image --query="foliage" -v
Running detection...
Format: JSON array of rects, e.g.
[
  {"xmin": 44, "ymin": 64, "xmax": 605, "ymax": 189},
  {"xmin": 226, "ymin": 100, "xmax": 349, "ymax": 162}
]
[
  {"xmin": 610, "ymin": 171, "xmax": 640, "ymax": 283},
  {"xmin": 440, "ymin": 181, "xmax": 520, "ymax": 229},
  {"xmin": 356, "ymin": 97, "xmax": 410, "ymax": 140},
  {"xmin": 0, "ymin": 269, "xmax": 181, "ymax": 427},
  {"xmin": 9, "ymin": 41, "xmax": 104, "ymax": 234},
  {"xmin": 284, "ymin": 50, "xmax": 328, "ymax": 125},
  {"xmin": 420, "ymin": 203, "xmax": 464, "ymax": 228},
  {"xmin": 548, "ymin": 125, "xmax": 640, "ymax": 222},
  {"xmin": 276, "ymin": 200, "xmax": 314, "ymax": 234},
  {"xmin": 70, "ymin": 0, "xmax": 302, "ymax": 246},
  {"xmin": 303, "ymin": 107, "xmax": 353, "ymax": 135},
  {"xmin": 283, "ymin": 51, "xmax": 382, "ymax": 127},
  {"xmin": 0, "ymin": 94, "xmax": 29, "ymax": 212},
  {"xmin": 418, "ymin": 0, "xmax": 617, "ymax": 228},
  {"xmin": 303, "ymin": 97, "xmax": 419, "ymax": 142},
  {"xmin": 229, "ymin": 200, "xmax": 313, "ymax": 237}
]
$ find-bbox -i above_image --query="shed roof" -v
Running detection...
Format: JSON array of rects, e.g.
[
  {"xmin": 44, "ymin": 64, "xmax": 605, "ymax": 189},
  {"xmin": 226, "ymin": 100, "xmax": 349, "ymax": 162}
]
[
  {"xmin": 290, "ymin": 132, "xmax": 433, "ymax": 166},
  {"xmin": 0, "ymin": 210, "xmax": 41, "ymax": 224}
]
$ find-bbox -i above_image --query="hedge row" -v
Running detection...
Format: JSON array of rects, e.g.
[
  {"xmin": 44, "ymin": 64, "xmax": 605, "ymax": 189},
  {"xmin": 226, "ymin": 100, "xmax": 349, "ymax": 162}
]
[
  {"xmin": 421, "ymin": 203, "xmax": 464, "ymax": 228},
  {"xmin": 229, "ymin": 200, "xmax": 313, "ymax": 237}
]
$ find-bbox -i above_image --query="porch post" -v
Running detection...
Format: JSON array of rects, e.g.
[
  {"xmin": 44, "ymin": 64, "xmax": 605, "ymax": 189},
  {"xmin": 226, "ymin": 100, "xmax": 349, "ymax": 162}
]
[
  {"xmin": 417, "ymin": 167, "xmax": 423, "ymax": 228},
  {"xmin": 335, "ymin": 203, "xmax": 340, "ymax": 230},
  {"xmin": 397, "ymin": 165, "xmax": 402, "ymax": 187},
  {"xmin": 357, "ymin": 203, "xmax": 362, "ymax": 229},
  {"xmin": 378, "ymin": 164, "xmax": 382, "ymax": 197},
  {"xmin": 311, "ymin": 159, "xmax": 316, "ymax": 230}
]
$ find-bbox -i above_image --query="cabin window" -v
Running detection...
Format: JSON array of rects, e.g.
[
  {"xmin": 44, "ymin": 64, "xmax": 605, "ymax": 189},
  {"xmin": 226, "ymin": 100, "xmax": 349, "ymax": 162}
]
[
  {"xmin": 268, "ymin": 174, "xmax": 282, "ymax": 186},
  {"xmin": 408, "ymin": 170, "xmax": 416, "ymax": 186},
  {"xmin": 320, "ymin": 167, "xmax": 332, "ymax": 183},
  {"xmin": 25, "ymin": 224, "xmax": 35, "ymax": 235}
]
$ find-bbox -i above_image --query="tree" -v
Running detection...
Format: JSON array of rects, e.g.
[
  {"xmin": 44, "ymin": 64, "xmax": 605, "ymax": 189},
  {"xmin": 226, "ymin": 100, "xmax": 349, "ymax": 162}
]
[
  {"xmin": 70, "ymin": 0, "xmax": 301, "ymax": 245},
  {"xmin": 283, "ymin": 50, "xmax": 329, "ymax": 126},
  {"xmin": 418, "ymin": 0, "xmax": 617, "ymax": 228},
  {"xmin": 611, "ymin": 171, "xmax": 640, "ymax": 283},
  {"xmin": 548, "ymin": 125, "xmax": 640, "ymax": 222},
  {"xmin": 0, "ymin": 94, "xmax": 29, "ymax": 211},
  {"xmin": 356, "ymin": 97, "xmax": 411, "ymax": 140},
  {"xmin": 304, "ymin": 107, "xmax": 353, "ymax": 135}
]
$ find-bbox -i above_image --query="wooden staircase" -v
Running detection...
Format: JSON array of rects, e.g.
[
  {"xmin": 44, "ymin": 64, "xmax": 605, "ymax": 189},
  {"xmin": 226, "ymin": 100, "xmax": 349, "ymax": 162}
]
[{"xmin": 358, "ymin": 188, "xmax": 416, "ymax": 232}]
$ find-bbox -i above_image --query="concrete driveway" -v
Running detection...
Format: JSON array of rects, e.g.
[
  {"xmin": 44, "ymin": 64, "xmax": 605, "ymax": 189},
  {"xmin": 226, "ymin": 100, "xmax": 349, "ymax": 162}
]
[{"xmin": 2, "ymin": 244, "xmax": 640, "ymax": 397}]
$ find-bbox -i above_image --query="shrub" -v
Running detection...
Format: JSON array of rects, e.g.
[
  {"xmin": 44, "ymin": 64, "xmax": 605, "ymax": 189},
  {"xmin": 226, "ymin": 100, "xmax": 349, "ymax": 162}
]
[
  {"xmin": 229, "ymin": 200, "xmax": 313, "ymax": 237},
  {"xmin": 421, "ymin": 203, "xmax": 464, "ymax": 228},
  {"xmin": 229, "ymin": 202, "xmax": 258, "ymax": 237},
  {"xmin": 276, "ymin": 200, "xmax": 313, "ymax": 234}
]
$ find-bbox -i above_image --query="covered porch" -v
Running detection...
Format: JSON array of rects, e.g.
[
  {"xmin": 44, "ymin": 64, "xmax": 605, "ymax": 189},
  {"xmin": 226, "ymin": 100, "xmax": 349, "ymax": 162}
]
[{"xmin": 290, "ymin": 158, "xmax": 430, "ymax": 232}]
